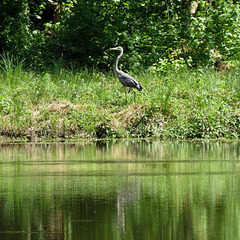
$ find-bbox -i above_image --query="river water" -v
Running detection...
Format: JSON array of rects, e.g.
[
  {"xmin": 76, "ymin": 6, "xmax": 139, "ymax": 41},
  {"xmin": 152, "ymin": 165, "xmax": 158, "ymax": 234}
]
[{"xmin": 0, "ymin": 140, "xmax": 240, "ymax": 240}]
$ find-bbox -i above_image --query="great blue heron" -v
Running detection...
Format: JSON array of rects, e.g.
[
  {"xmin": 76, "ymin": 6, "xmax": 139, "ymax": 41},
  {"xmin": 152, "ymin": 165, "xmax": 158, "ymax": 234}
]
[{"xmin": 109, "ymin": 46, "xmax": 143, "ymax": 100}]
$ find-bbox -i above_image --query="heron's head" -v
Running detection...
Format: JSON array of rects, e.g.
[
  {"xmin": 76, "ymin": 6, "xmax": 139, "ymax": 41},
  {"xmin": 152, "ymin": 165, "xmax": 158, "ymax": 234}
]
[{"xmin": 109, "ymin": 46, "xmax": 123, "ymax": 52}]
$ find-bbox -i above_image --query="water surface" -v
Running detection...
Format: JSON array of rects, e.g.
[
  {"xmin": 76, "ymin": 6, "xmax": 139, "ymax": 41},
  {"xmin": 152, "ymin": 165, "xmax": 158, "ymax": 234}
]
[{"xmin": 0, "ymin": 140, "xmax": 240, "ymax": 240}]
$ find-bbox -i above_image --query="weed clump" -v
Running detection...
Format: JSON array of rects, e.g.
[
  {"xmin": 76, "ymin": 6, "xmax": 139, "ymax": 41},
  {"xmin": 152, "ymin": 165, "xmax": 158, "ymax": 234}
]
[{"xmin": 94, "ymin": 122, "xmax": 115, "ymax": 138}]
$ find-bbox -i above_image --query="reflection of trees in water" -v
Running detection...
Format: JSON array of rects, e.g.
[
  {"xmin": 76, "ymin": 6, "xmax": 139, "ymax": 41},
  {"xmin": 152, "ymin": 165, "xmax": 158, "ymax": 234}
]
[
  {"xmin": 2, "ymin": 141, "xmax": 240, "ymax": 163},
  {"xmin": 0, "ymin": 141, "xmax": 239, "ymax": 239},
  {"xmin": 0, "ymin": 177, "xmax": 237, "ymax": 240}
]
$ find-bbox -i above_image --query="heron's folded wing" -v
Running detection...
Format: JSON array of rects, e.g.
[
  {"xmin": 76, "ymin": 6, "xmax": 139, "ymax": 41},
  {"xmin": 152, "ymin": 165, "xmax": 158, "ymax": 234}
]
[{"xmin": 117, "ymin": 71, "xmax": 139, "ymax": 88}]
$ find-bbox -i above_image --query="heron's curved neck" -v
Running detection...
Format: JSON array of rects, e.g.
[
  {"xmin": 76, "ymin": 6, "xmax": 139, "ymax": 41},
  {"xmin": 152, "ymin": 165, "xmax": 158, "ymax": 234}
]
[{"xmin": 114, "ymin": 50, "xmax": 123, "ymax": 74}]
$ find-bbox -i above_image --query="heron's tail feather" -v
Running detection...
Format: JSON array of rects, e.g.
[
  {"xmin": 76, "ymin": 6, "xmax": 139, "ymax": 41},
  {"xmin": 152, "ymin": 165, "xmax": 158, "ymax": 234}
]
[{"xmin": 137, "ymin": 84, "xmax": 143, "ymax": 91}]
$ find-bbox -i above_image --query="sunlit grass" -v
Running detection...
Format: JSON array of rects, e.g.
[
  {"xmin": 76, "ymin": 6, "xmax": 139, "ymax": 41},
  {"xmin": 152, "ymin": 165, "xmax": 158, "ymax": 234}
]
[{"xmin": 0, "ymin": 55, "xmax": 240, "ymax": 140}]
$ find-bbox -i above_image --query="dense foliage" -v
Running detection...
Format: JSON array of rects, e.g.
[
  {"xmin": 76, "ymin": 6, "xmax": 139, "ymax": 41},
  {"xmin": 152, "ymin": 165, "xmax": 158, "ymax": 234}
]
[{"xmin": 1, "ymin": 0, "xmax": 240, "ymax": 69}]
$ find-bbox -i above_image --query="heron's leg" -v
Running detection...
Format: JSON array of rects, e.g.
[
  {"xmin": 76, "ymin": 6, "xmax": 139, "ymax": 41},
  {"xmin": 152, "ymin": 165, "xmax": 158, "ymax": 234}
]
[
  {"xmin": 128, "ymin": 88, "xmax": 136, "ymax": 101},
  {"xmin": 124, "ymin": 86, "xmax": 128, "ymax": 104}
]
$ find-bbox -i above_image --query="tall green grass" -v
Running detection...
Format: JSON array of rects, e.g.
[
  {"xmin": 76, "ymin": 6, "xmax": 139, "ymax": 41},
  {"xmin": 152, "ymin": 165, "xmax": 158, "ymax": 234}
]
[{"xmin": 0, "ymin": 55, "xmax": 240, "ymax": 140}]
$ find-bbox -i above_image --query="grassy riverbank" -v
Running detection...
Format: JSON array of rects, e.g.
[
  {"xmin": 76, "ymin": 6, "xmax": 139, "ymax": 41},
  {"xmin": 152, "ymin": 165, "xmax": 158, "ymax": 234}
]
[{"xmin": 1, "ymin": 57, "xmax": 240, "ymax": 141}]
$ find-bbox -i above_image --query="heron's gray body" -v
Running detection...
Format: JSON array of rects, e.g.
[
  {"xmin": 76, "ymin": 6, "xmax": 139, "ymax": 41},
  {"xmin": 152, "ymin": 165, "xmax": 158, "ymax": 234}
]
[
  {"xmin": 110, "ymin": 46, "xmax": 143, "ymax": 92},
  {"xmin": 115, "ymin": 70, "xmax": 143, "ymax": 91}
]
